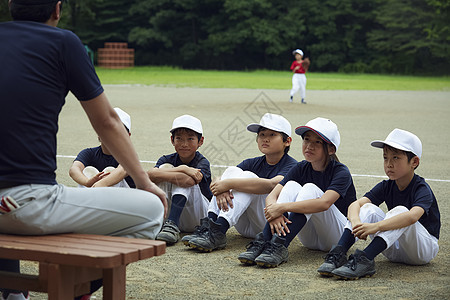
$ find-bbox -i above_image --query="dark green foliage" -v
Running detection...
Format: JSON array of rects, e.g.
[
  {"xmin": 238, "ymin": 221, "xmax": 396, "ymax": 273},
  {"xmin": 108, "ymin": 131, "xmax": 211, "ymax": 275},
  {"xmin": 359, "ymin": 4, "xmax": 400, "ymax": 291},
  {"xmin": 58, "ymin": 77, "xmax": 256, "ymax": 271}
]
[{"xmin": 0, "ymin": 0, "xmax": 448, "ymax": 74}]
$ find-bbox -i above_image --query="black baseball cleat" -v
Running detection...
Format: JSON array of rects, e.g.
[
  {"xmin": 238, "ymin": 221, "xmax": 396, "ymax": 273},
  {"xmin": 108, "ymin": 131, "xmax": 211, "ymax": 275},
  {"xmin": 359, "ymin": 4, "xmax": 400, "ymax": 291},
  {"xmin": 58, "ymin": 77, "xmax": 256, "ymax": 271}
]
[
  {"xmin": 238, "ymin": 232, "xmax": 266, "ymax": 265},
  {"xmin": 188, "ymin": 218, "xmax": 227, "ymax": 252},
  {"xmin": 181, "ymin": 217, "xmax": 210, "ymax": 246},
  {"xmin": 254, "ymin": 234, "xmax": 288, "ymax": 268},
  {"xmin": 317, "ymin": 245, "xmax": 347, "ymax": 277},
  {"xmin": 331, "ymin": 249, "xmax": 376, "ymax": 280}
]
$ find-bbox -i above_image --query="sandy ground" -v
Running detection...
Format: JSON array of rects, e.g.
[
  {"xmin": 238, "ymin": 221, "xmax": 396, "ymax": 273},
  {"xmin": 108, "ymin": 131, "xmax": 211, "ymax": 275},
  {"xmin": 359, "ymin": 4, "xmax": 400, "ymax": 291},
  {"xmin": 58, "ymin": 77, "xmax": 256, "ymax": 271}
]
[{"xmin": 21, "ymin": 86, "xmax": 450, "ymax": 299}]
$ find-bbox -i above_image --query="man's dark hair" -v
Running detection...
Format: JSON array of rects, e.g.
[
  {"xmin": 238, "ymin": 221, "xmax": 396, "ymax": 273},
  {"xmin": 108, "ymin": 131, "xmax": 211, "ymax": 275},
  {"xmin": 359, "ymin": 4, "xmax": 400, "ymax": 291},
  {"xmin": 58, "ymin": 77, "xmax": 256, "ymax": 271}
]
[{"xmin": 10, "ymin": 0, "xmax": 63, "ymax": 23}]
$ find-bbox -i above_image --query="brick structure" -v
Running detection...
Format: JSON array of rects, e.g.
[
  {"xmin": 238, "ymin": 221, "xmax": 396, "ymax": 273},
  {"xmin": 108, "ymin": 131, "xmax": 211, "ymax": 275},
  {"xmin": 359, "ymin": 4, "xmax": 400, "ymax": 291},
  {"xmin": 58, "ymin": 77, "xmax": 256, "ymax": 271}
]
[{"xmin": 97, "ymin": 42, "xmax": 134, "ymax": 68}]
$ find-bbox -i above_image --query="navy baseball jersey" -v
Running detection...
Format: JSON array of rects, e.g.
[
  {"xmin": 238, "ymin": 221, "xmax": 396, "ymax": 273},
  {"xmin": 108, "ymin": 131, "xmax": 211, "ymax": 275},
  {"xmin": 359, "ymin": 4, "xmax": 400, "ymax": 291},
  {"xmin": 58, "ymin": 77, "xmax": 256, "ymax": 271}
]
[
  {"xmin": 156, "ymin": 151, "xmax": 213, "ymax": 200},
  {"xmin": 279, "ymin": 160, "xmax": 356, "ymax": 216},
  {"xmin": 364, "ymin": 174, "xmax": 440, "ymax": 239},
  {"xmin": 237, "ymin": 153, "xmax": 297, "ymax": 179},
  {"xmin": 75, "ymin": 146, "xmax": 136, "ymax": 188}
]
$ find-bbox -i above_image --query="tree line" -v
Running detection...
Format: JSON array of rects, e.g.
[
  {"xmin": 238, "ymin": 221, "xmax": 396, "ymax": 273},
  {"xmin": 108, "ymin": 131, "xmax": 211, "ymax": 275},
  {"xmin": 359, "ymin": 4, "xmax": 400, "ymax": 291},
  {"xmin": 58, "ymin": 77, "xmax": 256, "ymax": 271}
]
[{"xmin": 1, "ymin": 0, "xmax": 449, "ymax": 74}]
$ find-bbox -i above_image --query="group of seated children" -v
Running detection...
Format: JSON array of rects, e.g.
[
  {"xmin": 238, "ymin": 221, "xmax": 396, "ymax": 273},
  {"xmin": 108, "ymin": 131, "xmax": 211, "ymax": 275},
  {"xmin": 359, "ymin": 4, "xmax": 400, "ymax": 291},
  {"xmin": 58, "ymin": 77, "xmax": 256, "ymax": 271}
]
[{"xmin": 70, "ymin": 108, "xmax": 440, "ymax": 280}]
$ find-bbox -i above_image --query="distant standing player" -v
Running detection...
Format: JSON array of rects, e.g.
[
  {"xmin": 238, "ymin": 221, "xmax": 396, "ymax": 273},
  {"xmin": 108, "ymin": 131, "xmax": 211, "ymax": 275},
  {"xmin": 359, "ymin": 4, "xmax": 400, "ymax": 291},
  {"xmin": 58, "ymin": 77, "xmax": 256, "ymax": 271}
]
[{"xmin": 289, "ymin": 49, "xmax": 310, "ymax": 104}]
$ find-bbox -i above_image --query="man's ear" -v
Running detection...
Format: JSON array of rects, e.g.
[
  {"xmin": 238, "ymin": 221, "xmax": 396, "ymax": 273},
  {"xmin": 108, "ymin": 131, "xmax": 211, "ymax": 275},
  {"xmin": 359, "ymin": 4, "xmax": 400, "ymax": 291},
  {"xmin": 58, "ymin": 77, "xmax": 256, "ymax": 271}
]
[{"xmin": 52, "ymin": 1, "xmax": 62, "ymax": 21}]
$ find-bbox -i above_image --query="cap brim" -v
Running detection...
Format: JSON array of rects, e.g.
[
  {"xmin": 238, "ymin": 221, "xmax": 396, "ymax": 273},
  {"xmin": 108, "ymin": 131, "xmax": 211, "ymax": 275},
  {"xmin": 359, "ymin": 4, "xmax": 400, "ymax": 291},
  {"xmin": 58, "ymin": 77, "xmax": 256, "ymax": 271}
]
[
  {"xmin": 370, "ymin": 140, "xmax": 410, "ymax": 152},
  {"xmin": 247, "ymin": 124, "xmax": 261, "ymax": 133},
  {"xmin": 295, "ymin": 126, "xmax": 331, "ymax": 144}
]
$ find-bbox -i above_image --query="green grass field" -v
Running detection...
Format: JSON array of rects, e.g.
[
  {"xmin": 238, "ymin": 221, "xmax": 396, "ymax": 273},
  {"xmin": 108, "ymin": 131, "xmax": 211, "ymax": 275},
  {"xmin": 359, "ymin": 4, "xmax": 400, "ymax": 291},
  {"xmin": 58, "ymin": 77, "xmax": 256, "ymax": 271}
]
[{"xmin": 96, "ymin": 66, "xmax": 450, "ymax": 91}]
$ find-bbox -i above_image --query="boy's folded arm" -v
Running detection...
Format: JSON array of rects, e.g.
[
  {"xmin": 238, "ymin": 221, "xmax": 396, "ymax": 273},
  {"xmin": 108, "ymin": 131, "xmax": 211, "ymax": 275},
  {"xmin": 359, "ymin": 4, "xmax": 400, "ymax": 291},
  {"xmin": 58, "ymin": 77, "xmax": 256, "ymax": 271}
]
[
  {"xmin": 348, "ymin": 197, "xmax": 372, "ymax": 226},
  {"xmin": 148, "ymin": 168, "xmax": 196, "ymax": 187},
  {"xmin": 228, "ymin": 175, "xmax": 284, "ymax": 195},
  {"xmin": 376, "ymin": 206, "xmax": 424, "ymax": 232},
  {"xmin": 69, "ymin": 160, "xmax": 89, "ymax": 186},
  {"xmin": 93, "ymin": 165, "xmax": 127, "ymax": 187}
]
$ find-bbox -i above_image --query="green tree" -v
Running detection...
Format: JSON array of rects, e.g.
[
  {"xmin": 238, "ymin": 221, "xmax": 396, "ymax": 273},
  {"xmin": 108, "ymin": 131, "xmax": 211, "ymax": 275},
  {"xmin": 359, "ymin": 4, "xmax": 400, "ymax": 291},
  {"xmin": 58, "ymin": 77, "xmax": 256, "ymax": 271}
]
[{"xmin": 367, "ymin": 0, "xmax": 450, "ymax": 74}]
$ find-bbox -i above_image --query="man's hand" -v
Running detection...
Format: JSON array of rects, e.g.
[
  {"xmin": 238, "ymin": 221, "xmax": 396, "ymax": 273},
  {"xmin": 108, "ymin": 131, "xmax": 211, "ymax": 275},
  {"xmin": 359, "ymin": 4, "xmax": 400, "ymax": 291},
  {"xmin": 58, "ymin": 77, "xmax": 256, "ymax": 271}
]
[
  {"xmin": 216, "ymin": 191, "xmax": 234, "ymax": 212},
  {"xmin": 141, "ymin": 182, "xmax": 169, "ymax": 218},
  {"xmin": 268, "ymin": 215, "xmax": 292, "ymax": 236}
]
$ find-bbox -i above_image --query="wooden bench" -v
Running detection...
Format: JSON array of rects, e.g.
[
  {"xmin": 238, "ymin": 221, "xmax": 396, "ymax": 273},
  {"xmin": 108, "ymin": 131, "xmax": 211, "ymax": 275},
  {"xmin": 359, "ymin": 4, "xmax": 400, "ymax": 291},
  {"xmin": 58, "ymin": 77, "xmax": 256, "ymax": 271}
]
[{"xmin": 0, "ymin": 233, "xmax": 166, "ymax": 300}]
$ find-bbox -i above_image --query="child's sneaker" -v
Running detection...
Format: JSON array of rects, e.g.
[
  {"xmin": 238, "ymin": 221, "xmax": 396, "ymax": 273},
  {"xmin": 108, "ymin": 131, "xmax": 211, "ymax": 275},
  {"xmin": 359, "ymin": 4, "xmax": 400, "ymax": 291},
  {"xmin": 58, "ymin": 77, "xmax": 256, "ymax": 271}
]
[
  {"xmin": 301, "ymin": 98, "xmax": 307, "ymax": 104},
  {"xmin": 181, "ymin": 217, "xmax": 210, "ymax": 246},
  {"xmin": 188, "ymin": 218, "xmax": 226, "ymax": 252},
  {"xmin": 331, "ymin": 249, "xmax": 376, "ymax": 280},
  {"xmin": 156, "ymin": 220, "xmax": 180, "ymax": 245},
  {"xmin": 254, "ymin": 234, "xmax": 288, "ymax": 268},
  {"xmin": 238, "ymin": 232, "xmax": 266, "ymax": 265},
  {"xmin": 317, "ymin": 245, "xmax": 347, "ymax": 276}
]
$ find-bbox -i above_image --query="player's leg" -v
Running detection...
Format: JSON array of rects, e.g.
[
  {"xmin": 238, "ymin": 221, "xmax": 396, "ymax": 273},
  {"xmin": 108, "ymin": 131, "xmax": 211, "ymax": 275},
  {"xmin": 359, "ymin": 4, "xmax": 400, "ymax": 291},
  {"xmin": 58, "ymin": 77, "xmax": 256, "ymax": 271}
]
[
  {"xmin": 289, "ymin": 74, "xmax": 300, "ymax": 102},
  {"xmin": 189, "ymin": 167, "xmax": 258, "ymax": 252},
  {"xmin": 377, "ymin": 206, "xmax": 439, "ymax": 265},
  {"xmin": 299, "ymin": 74, "xmax": 307, "ymax": 104},
  {"xmin": 0, "ymin": 184, "xmax": 164, "ymax": 239}
]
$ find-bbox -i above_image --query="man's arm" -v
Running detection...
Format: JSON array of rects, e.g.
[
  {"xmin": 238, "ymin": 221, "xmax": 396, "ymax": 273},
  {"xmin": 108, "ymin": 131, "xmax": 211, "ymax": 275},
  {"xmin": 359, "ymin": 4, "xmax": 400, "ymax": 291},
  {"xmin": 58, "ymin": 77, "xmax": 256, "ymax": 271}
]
[{"xmin": 80, "ymin": 93, "xmax": 168, "ymax": 213}]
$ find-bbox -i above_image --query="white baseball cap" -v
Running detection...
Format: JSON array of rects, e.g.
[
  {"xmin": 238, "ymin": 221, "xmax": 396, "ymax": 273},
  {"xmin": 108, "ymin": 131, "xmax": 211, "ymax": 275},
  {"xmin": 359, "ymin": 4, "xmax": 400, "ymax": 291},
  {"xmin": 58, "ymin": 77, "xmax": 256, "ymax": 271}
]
[
  {"xmin": 114, "ymin": 107, "xmax": 131, "ymax": 131},
  {"xmin": 295, "ymin": 117, "xmax": 341, "ymax": 150},
  {"xmin": 170, "ymin": 114, "xmax": 203, "ymax": 134},
  {"xmin": 247, "ymin": 113, "xmax": 292, "ymax": 137},
  {"xmin": 371, "ymin": 128, "xmax": 422, "ymax": 159},
  {"xmin": 292, "ymin": 49, "xmax": 303, "ymax": 56}
]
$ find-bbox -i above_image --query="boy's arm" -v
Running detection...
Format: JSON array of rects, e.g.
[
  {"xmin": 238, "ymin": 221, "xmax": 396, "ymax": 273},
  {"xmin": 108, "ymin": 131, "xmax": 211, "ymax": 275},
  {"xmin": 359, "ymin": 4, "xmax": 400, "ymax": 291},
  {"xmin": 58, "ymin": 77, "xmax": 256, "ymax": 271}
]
[
  {"xmin": 80, "ymin": 94, "xmax": 168, "ymax": 215},
  {"xmin": 347, "ymin": 197, "xmax": 372, "ymax": 228},
  {"xmin": 353, "ymin": 206, "xmax": 425, "ymax": 240},
  {"xmin": 148, "ymin": 166, "xmax": 197, "ymax": 187},
  {"xmin": 264, "ymin": 189, "xmax": 341, "ymax": 221},
  {"xmin": 92, "ymin": 165, "xmax": 128, "ymax": 187},
  {"xmin": 210, "ymin": 175, "xmax": 283, "ymax": 196},
  {"xmin": 69, "ymin": 160, "xmax": 106, "ymax": 187}
]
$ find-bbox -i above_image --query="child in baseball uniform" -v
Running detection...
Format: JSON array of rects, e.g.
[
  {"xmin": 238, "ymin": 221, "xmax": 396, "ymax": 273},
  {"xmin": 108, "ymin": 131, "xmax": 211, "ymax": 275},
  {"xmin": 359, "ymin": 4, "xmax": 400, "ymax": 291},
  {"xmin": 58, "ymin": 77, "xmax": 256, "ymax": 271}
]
[
  {"xmin": 184, "ymin": 113, "xmax": 298, "ymax": 252},
  {"xmin": 69, "ymin": 107, "xmax": 135, "ymax": 188},
  {"xmin": 148, "ymin": 115, "xmax": 213, "ymax": 245},
  {"xmin": 289, "ymin": 49, "xmax": 309, "ymax": 104},
  {"xmin": 318, "ymin": 128, "xmax": 440, "ymax": 279},
  {"xmin": 238, "ymin": 117, "xmax": 356, "ymax": 268}
]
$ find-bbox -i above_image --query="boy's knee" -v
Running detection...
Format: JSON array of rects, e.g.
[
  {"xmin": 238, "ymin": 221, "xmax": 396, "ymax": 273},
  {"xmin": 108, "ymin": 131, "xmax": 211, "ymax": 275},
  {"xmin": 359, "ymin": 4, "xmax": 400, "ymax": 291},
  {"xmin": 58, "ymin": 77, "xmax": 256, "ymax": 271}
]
[
  {"xmin": 385, "ymin": 206, "xmax": 409, "ymax": 218},
  {"xmin": 158, "ymin": 163, "xmax": 174, "ymax": 169}
]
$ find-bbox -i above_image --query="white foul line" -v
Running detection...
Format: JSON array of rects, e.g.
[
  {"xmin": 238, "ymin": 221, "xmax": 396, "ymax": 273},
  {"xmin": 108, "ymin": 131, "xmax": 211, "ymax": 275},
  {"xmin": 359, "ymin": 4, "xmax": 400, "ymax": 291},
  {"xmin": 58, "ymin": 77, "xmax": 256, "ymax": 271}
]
[{"xmin": 57, "ymin": 155, "xmax": 450, "ymax": 183}]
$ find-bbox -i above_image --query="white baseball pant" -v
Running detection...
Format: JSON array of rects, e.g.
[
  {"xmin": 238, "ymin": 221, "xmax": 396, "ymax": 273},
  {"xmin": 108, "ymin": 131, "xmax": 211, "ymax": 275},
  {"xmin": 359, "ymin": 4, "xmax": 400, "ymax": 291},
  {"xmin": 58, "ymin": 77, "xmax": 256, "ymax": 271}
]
[
  {"xmin": 290, "ymin": 73, "xmax": 307, "ymax": 100},
  {"xmin": 278, "ymin": 181, "xmax": 348, "ymax": 251},
  {"xmin": 346, "ymin": 203, "xmax": 439, "ymax": 265},
  {"xmin": 0, "ymin": 183, "xmax": 164, "ymax": 239},
  {"xmin": 208, "ymin": 166, "xmax": 267, "ymax": 238},
  {"xmin": 157, "ymin": 164, "xmax": 209, "ymax": 232}
]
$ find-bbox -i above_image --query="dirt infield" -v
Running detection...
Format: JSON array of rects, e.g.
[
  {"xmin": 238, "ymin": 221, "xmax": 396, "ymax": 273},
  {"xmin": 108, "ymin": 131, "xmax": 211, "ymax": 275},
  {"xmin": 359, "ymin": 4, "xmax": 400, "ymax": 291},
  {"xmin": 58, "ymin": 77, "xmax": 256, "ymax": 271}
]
[{"xmin": 27, "ymin": 86, "xmax": 449, "ymax": 299}]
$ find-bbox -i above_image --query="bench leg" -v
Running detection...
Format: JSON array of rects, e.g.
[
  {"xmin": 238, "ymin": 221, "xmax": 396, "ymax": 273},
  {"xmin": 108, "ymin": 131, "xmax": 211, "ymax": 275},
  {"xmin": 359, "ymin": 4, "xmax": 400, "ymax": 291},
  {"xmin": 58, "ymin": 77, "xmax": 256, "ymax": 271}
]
[
  {"xmin": 103, "ymin": 265, "xmax": 126, "ymax": 300},
  {"xmin": 46, "ymin": 263, "xmax": 75, "ymax": 300}
]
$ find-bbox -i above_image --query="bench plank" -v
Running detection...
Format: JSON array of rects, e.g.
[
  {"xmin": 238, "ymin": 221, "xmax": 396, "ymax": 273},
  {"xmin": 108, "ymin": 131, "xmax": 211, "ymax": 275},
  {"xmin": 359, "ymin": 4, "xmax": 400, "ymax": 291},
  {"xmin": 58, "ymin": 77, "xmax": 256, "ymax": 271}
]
[{"xmin": 0, "ymin": 233, "xmax": 166, "ymax": 300}]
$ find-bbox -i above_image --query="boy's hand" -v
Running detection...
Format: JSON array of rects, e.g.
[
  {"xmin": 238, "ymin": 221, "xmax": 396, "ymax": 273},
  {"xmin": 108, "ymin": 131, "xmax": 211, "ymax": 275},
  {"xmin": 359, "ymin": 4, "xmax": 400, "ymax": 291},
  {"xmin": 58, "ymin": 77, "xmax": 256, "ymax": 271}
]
[
  {"xmin": 86, "ymin": 171, "xmax": 109, "ymax": 187},
  {"xmin": 216, "ymin": 191, "xmax": 234, "ymax": 212},
  {"xmin": 352, "ymin": 222, "xmax": 379, "ymax": 240},
  {"xmin": 0, "ymin": 196, "xmax": 20, "ymax": 214},
  {"xmin": 269, "ymin": 215, "xmax": 291, "ymax": 236},
  {"xmin": 184, "ymin": 167, "xmax": 203, "ymax": 184},
  {"xmin": 210, "ymin": 179, "xmax": 230, "ymax": 196},
  {"xmin": 264, "ymin": 203, "xmax": 284, "ymax": 221}
]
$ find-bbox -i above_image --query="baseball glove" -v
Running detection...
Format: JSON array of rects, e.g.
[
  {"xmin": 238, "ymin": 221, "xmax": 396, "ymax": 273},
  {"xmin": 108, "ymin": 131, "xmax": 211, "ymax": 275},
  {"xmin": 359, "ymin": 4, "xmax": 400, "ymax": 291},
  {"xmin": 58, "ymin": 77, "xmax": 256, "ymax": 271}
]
[{"xmin": 302, "ymin": 58, "xmax": 311, "ymax": 71}]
